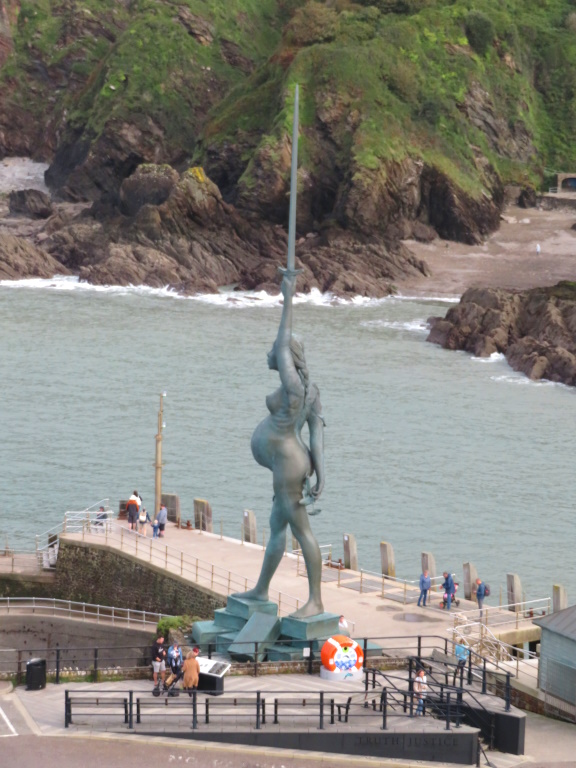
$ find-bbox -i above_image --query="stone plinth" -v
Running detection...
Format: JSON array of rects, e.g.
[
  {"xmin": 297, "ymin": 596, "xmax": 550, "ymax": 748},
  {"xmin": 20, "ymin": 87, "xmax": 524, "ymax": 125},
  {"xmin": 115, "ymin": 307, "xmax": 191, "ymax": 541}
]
[
  {"xmin": 280, "ymin": 612, "xmax": 339, "ymax": 641},
  {"xmin": 380, "ymin": 541, "xmax": 395, "ymax": 578},
  {"xmin": 463, "ymin": 562, "xmax": 478, "ymax": 600},
  {"xmin": 193, "ymin": 498, "xmax": 213, "ymax": 532},
  {"xmin": 242, "ymin": 509, "xmax": 257, "ymax": 544},
  {"xmin": 225, "ymin": 595, "xmax": 278, "ymax": 620},
  {"xmin": 507, "ymin": 573, "xmax": 522, "ymax": 611},
  {"xmin": 228, "ymin": 613, "xmax": 281, "ymax": 661},
  {"xmin": 343, "ymin": 533, "xmax": 358, "ymax": 570}
]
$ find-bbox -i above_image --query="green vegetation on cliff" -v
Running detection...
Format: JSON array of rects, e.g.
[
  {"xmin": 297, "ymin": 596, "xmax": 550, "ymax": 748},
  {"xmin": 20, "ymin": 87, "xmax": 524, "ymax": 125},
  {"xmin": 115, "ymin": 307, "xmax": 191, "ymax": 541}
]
[{"xmin": 1, "ymin": 0, "xmax": 576, "ymax": 226}]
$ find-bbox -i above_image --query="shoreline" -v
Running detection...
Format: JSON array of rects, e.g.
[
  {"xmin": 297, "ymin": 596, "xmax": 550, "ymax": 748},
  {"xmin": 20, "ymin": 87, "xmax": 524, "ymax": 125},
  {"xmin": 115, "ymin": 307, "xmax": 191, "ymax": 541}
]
[{"xmin": 398, "ymin": 204, "xmax": 576, "ymax": 299}]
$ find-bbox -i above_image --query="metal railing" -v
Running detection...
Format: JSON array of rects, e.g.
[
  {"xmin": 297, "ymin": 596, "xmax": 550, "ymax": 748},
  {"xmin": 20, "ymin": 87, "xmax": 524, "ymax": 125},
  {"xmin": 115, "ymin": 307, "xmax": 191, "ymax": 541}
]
[
  {"xmin": 0, "ymin": 597, "xmax": 171, "ymax": 627},
  {"xmin": 453, "ymin": 597, "xmax": 550, "ymax": 632},
  {"xmin": 62, "ymin": 520, "xmax": 303, "ymax": 617}
]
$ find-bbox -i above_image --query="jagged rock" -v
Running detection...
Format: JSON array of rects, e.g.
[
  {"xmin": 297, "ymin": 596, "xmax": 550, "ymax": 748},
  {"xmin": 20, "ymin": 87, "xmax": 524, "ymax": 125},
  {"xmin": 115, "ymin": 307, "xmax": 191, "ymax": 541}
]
[
  {"xmin": 9, "ymin": 189, "xmax": 54, "ymax": 219},
  {"xmin": 176, "ymin": 8, "xmax": 214, "ymax": 45},
  {"xmin": 0, "ymin": 232, "xmax": 69, "ymax": 279},
  {"xmin": 427, "ymin": 282, "xmax": 576, "ymax": 386},
  {"xmin": 518, "ymin": 187, "xmax": 537, "ymax": 208},
  {"xmin": 119, "ymin": 164, "xmax": 179, "ymax": 217}
]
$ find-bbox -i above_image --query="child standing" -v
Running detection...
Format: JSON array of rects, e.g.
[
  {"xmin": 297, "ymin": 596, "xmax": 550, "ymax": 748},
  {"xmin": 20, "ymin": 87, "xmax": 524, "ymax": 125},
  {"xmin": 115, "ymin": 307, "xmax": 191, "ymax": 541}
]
[{"xmin": 152, "ymin": 519, "xmax": 159, "ymax": 538}]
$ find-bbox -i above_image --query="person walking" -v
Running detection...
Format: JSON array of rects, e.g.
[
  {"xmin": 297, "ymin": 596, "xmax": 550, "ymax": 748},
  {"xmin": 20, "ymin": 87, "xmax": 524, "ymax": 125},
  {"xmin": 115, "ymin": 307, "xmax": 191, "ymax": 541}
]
[
  {"xmin": 418, "ymin": 569, "xmax": 431, "ymax": 607},
  {"xmin": 138, "ymin": 507, "xmax": 151, "ymax": 537},
  {"xmin": 476, "ymin": 578, "xmax": 487, "ymax": 619},
  {"xmin": 157, "ymin": 503, "xmax": 168, "ymax": 537},
  {"xmin": 442, "ymin": 571, "xmax": 455, "ymax": 611},
  {"xmin": 536, "ymin": 243, "xmax": 541, "ymax": 255},
  {"xmin": 414, "ymin": 668, "xmax": 427, "ymax": 716},
  {"xmin": 151, "ymin": 634, "xmax": 167, "ymax": 690},
  {"xmin": 183, "ymin": 647, "xmax": 201, "ymax": 693},
  {"xmin": 126, "ymin": 491, "xmax": 141, "ymax": 532}
]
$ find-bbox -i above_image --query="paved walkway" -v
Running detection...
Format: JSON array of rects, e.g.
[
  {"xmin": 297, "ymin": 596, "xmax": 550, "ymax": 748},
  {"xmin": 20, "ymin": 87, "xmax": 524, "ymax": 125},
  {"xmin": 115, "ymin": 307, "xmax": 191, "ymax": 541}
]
[
  {"xmin": 62, "ymin": 521, "xmax": 539, "ymax": 648},
  {"xmin": 0, "ymin": 673, "xmax": 574, "ymax": 768}
]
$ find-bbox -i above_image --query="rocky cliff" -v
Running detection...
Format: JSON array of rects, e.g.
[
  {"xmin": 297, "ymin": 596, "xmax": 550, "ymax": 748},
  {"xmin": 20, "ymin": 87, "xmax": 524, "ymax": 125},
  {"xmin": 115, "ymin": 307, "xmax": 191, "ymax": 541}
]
[
  {"xmin": 427, "ymin": 282, "xmax": 576, "ymax": 386},
  {"xmin": 1, "ymin": 1, "xmax": 575, "ymax": 293}
]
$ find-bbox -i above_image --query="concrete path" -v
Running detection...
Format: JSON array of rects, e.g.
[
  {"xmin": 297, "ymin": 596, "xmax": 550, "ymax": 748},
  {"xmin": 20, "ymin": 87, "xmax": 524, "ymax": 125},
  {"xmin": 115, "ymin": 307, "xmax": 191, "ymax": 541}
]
[
  {"xmin": 62, "ymin": 521, "xmax": 537, "ymax": 647},
  {"xmin": 0, "ymin": 673, "xmax": 574, "ymax": 768}
]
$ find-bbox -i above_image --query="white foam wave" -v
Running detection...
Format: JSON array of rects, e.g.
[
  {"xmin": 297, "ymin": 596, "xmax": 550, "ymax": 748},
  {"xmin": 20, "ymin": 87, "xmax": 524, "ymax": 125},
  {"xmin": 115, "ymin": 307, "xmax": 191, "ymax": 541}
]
[
  {"xmin": 0, "ymin": 275, "xmax": 184, "ymax": 298},
  {"xmin": 490, "ymin": 374, "xmax": 560, "ymax": 387},
  {"xmin": 394, "ymin": 294, "xmax": 460, "ymax": 304},
  {"xmin": 471, "ymin": 352, "xmax": 505, "ymax": 363},
  {"xmin": 361, "ymin": 318, "xmax": 429, "ymax": 333},
  {"xmin": 0, "ymin": 275, "xmax": 463, "ymax": 308}
]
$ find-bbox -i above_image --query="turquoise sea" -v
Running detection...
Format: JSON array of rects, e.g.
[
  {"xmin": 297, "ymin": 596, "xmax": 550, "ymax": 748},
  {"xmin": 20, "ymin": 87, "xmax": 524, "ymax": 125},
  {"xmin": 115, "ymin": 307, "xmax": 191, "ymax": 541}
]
[{"xmin": 0, "ymin": 276, "xmax": 573, "ymax": 603}]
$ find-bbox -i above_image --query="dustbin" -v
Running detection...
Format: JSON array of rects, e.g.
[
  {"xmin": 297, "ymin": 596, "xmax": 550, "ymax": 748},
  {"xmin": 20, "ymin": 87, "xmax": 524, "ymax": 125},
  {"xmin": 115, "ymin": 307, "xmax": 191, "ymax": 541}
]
[{"xmin": 26, "ymin": 658, "xmax": 46, "ymax": 690}]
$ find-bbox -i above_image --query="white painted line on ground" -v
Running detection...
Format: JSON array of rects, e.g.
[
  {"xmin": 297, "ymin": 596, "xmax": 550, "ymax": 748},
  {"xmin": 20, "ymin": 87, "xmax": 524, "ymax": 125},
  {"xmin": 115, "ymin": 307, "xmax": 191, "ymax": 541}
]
[{"xmin": 0, "ymin": 705, "xmax": 17, "ymax": 737}]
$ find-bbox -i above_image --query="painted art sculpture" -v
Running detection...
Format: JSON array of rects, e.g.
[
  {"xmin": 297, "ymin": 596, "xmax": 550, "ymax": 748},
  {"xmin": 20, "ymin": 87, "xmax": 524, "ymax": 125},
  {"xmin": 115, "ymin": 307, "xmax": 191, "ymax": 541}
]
[{"xmin": 233, "ymin": 85, "xmax": 326, "ymax": 618}]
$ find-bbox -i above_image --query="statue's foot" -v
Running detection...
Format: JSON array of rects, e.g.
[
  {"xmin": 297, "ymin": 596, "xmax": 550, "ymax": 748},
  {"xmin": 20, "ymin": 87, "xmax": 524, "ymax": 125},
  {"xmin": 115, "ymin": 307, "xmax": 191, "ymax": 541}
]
[
  {"xmin": 230, "ymin": 588, "xmax": 269, "ymax": 601},
  {"xmin": 289, "ymin": 599, "xmax": 324, "ymax": 619}
]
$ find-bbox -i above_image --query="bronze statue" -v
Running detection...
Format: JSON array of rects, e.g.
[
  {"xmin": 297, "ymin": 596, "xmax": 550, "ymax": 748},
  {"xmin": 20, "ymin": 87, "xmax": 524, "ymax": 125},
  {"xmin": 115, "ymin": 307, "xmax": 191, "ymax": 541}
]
[
  {"xmin": 238, "ymin": 272, "xmax": 325, "ymax": 617},
  {"xmin": 234, "ymin": 85, "xmax": 325, "ymax": 618}
]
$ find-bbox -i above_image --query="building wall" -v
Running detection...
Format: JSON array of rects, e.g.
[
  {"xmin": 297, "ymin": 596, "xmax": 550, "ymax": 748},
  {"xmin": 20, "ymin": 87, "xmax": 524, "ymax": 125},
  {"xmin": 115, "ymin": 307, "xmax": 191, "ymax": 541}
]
[
  {"xmin": 54, "ymin": 539, "xmax": 226, "ymax": 618},
  {"xmin": 539, "ymin": 628, "xmax": 576, "ymax": 705}
]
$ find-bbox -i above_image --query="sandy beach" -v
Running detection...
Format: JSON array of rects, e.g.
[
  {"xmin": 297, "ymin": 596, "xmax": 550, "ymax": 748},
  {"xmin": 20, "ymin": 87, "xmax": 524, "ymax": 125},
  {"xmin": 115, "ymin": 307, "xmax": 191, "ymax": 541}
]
[{"xmin": 399, "ymin": 203, "xmax": 576, "ymax": 299}]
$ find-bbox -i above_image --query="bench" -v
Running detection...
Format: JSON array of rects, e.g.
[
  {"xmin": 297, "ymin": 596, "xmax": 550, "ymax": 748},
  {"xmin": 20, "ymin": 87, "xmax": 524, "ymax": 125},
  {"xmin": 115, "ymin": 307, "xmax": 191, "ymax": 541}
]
[
  {"xmin": 205, "ymin": 696, "xmax": 265, "ymax": 725},
  {"xmin": 65, "ymin": 695, "xmax": 128, "ymax": 727}
]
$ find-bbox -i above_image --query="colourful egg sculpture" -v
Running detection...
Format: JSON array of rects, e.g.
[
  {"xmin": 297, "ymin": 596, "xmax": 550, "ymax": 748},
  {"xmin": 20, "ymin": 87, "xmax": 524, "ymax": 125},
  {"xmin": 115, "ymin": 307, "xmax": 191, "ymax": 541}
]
[{"xmin": 321, "ymin": 635, "xmax": 364, "ymax": 673}]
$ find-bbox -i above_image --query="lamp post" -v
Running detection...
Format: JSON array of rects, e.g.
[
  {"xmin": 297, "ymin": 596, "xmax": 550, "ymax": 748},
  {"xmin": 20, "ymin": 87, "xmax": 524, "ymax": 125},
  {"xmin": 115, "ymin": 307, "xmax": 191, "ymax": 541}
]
[{"xmin": 154, "ymin": 392, "xmax": 167, "ymax": 515}]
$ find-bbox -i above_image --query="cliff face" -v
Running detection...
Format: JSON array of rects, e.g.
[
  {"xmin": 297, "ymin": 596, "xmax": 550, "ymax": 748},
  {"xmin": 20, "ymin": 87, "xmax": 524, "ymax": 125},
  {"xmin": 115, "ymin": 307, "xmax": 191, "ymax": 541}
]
[
  {"xmin": 427, "ymin": 283, "xmax": 576, "ymax": 386},
  {"xmin": 0, "ymin": 1, "xmax": 575, "ymax": 293}
]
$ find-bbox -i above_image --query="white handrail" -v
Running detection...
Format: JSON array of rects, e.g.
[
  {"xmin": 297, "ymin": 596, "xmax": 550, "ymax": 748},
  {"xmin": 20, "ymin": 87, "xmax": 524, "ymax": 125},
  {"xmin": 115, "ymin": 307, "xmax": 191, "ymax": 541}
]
[{"xmin": 0, "ymin": 596, "xmax": 172, "ymax": 626}]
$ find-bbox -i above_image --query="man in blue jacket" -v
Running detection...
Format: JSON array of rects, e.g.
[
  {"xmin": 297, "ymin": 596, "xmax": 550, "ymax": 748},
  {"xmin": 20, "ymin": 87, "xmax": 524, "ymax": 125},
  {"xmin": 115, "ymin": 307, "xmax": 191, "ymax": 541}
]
[
  {"xmin": 417, "ymin": 570, "xmax": 431, "ymax": 607},
  {"xmin": 476, "ymin": 579, "xmax": 487, "ymax": 619},
  {"xmin": 442, "ymin": 571, "xmax": 455, "ymax": 611}
]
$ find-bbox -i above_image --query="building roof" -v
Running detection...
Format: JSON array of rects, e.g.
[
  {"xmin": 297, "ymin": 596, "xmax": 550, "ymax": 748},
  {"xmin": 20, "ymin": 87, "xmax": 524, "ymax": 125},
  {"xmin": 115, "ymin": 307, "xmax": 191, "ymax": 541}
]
[{"xmin": 533, "ymin": 604, "xmax": 576, "ymax": 641}]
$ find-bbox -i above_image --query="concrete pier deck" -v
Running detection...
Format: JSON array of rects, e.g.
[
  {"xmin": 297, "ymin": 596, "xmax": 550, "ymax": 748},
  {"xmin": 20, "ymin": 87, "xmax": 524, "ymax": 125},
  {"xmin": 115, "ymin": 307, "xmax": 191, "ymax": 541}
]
[{"xmin": 60, "ymin": 520, "xmax": 540, "ymax": 647}]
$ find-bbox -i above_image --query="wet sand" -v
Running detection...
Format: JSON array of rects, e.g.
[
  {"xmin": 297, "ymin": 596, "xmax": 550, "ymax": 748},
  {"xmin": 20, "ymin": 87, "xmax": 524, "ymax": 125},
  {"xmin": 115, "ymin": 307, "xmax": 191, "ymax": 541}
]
[{"xmin": 399, "ymin": 204, "xmax": 576, "ymax": 299}]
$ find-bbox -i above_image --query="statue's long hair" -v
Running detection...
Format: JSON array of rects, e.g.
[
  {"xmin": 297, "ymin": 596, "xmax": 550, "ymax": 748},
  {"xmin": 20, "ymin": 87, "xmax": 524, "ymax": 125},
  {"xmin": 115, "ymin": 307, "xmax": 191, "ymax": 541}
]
[{"xmin": 290, "ymin": 337, "xmax": 320, "ymax": 417}]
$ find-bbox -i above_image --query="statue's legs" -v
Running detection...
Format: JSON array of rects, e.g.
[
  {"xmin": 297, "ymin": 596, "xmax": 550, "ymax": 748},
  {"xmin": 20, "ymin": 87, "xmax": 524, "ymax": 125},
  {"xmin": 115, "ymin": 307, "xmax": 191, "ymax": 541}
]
[
  {"xmin": 232, "ymin": 504, "xmax": 287, "ymax": 602},
  {"xmin": 289, "ymin": 505, "xmax": 324, "ymax": 618}
]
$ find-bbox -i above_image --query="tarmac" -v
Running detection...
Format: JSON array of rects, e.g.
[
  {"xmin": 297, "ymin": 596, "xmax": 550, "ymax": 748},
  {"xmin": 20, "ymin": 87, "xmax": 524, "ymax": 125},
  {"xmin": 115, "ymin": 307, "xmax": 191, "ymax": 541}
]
[{"xmin": 0, "ymin": 672, "xmax": 575, "ymax": 768}]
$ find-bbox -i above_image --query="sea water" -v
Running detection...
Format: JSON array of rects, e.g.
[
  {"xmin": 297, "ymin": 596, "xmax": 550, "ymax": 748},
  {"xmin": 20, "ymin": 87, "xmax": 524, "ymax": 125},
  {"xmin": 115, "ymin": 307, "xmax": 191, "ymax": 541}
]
[{"xmin": 0, "ymin": 276, "xmax": 573, "ymax": 602}]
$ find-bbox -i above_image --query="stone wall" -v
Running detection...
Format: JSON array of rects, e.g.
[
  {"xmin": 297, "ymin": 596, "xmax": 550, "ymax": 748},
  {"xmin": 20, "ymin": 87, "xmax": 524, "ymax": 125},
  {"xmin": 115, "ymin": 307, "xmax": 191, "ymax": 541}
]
[
  {"xmin": 54, "ymin": 539, "xmax": 226, "ymax": 617},
  {"xmin": 0, "ymin": 573, "xmax": 57, "ymax": 598}
]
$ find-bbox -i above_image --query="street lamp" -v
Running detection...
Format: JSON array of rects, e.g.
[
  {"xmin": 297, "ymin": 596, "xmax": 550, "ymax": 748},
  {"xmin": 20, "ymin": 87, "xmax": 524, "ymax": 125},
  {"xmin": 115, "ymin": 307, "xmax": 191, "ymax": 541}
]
[{"xmin": 154, "ymin": 392, "xmax": 167, "ymax": 515}]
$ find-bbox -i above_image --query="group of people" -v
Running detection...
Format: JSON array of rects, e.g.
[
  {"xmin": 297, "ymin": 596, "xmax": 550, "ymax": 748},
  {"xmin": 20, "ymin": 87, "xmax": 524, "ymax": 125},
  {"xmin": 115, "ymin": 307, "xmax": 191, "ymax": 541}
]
[
  {"xmin": 151, "ymin": 634, "xmax": 200, "ymax": 694},
  {"xmin": 417, "ymin": 569, "xmax": 488, "ymax": 615},
  {"xmin": 126, "ymin": 490, "xmax": 168, "ymax": 538}
]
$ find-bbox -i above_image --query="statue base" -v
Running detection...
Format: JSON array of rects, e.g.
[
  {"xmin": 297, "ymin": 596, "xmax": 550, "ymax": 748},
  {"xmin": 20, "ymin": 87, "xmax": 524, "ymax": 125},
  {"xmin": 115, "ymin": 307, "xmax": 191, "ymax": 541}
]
[
  {"xmin": 280, "ymin": 612, "xmax": 340, "ymax": 641},
  {"xmin": 225, "ymin": 594, "xmax": 278, "ymax": 620}
]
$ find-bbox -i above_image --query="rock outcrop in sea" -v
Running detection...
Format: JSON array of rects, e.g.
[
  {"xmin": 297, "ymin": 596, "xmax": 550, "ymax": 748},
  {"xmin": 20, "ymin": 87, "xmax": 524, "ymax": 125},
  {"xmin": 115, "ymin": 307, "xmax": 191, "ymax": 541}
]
[{"xmin": 427, "ymin": 282, "xmax": 576, "ymax": 386}]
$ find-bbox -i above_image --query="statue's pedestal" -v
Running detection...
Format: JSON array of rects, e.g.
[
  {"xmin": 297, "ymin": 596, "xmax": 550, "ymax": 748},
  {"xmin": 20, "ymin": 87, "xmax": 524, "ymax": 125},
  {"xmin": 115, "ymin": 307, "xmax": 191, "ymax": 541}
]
[
  {"xmin": 280, "ymin": 612, "xmax": 340, "ymax": 641},
  {"xmin": 225, "ymin": 594, "xmax": 278, "ymax": 620},
  {"xmin": 190, "ymin": 598, "xmax": 340, "ymax": 663}
]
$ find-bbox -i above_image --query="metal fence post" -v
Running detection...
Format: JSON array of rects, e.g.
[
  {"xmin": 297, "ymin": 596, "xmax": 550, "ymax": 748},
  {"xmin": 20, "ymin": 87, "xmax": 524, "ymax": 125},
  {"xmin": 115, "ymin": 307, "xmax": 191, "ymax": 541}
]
[
  {"xmin": 256, "ymin": 691, "xmax": 261, "ymax": 730},
  {"xmin": 505, "ymin": 673, "xmax": 511, "ymax": 711},
  {"xmin": 93, "ymin": 648, "xmax": 99, "ymax": 683},
  {"xmin": 56, "ymin": 646, "xmax": 61, "ymax": 685},
  {"xmin": 363, "ymin": 638, "xmax": 368, "ymax": 671},
  {"xmin": 445, "ymin": 692, "xmax": 451, "ymax": 730},
  {"xmin": 417, "ymin": 636, "xmax": 422, "ymax": 659},
  {"xmin": 65, "ymin": 690, "xmax": 70, "ymax": 727},
  {"xmin": 254, "ymin": 642, "xmax": 259, "ymax": 677},
  {"xmin": 482, "ymin": 659, "xmax": 487, "ymax": 694},
  {"xmin": 129, "ymin": 690, "xmax": 133, "ymax": 729},
  {"xmin": 467, "ymin": 649, "xmax": 473, "ymax": 685},
  {"xmin": 319, "ymin": 691, "xmax": 324, "ymax": 730},
  {"xmin": 192, "ymin": 689, "xmax": 198, "ymax": 729},
  {"xmin": 381, "ymin": 688, "xmax": 387, "ymax": 730},
  {"xmin": 308, "ymin": 640, "xmax": 314, "ymax": 675}
]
